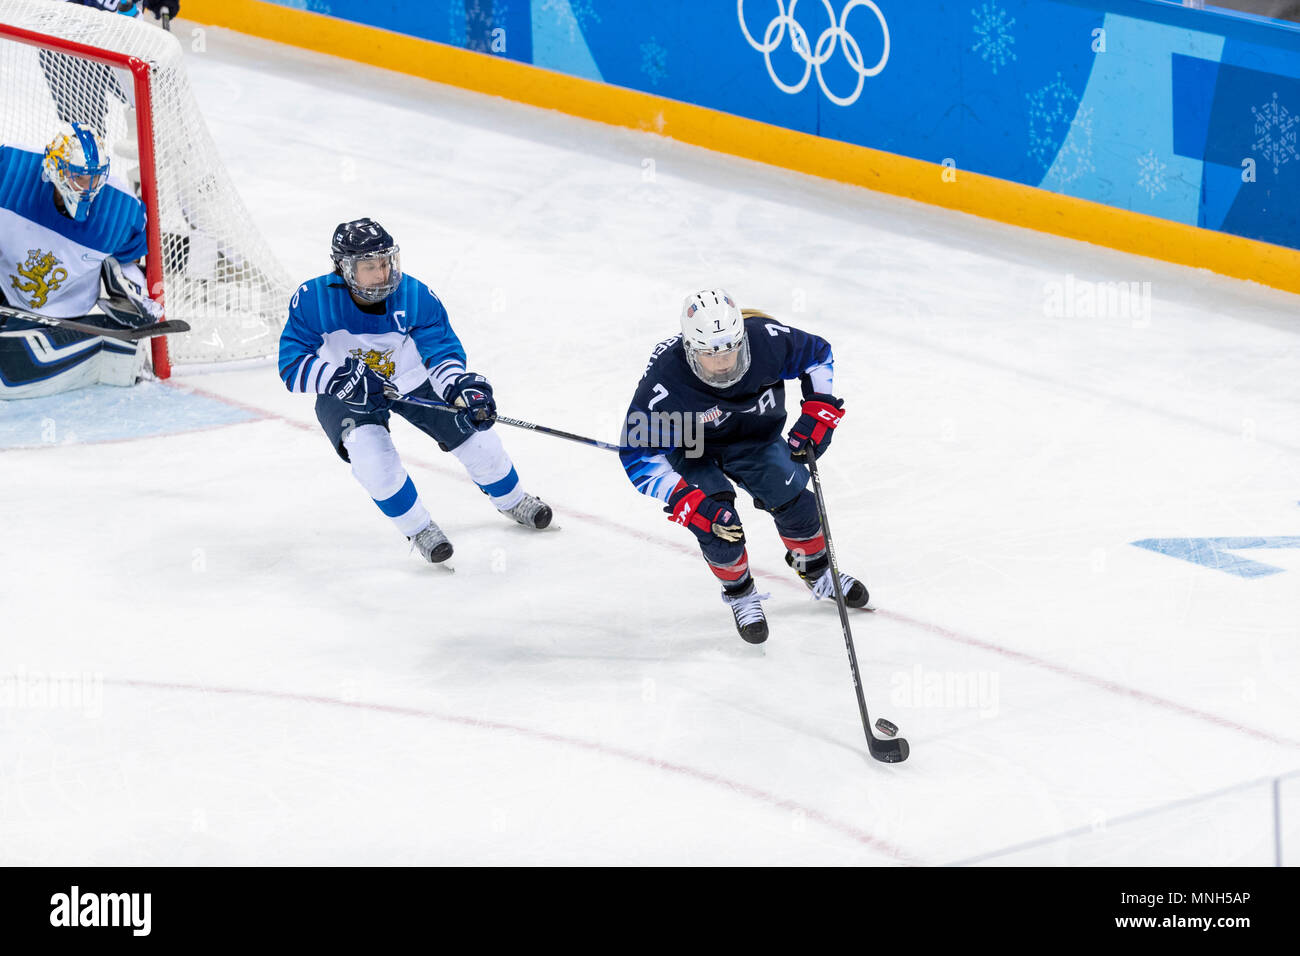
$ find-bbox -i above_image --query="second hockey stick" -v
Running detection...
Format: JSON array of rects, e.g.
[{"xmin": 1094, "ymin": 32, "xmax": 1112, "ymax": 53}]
[{"xmin": 386, "ymin": 390, "xmax": 630, "ymax": 453}]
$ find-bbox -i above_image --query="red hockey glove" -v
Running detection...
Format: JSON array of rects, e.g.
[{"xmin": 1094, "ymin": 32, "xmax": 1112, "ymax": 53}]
[
  {"xmin": 666, "ymin": 482, "xmax": 744, "ymax": 542},
  {"xmin": 787, "ymin": 393, "xmax": 844, "ymax": 460}
]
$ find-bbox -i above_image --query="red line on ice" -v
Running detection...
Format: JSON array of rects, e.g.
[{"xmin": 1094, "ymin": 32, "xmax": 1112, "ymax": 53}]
[
  {"xmin": 106, "ymin": 676, "xmax": 918, "ymax": 863},
  {"xmin": 176, "ymin": 379, "xmax": 1300, "ymax": 752}
]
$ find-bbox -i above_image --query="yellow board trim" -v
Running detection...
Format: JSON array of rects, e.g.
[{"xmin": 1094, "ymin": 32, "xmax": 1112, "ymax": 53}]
[{"xmin": 184, "ymin": 0, "xmax": 1300, "ymax": 294}]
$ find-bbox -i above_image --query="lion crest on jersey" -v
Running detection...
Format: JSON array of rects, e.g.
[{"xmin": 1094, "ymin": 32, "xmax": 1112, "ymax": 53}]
[
  {"xmin": 9, "ymin": 249, "xmax": 68, "ymax": 310},
  {"xmin": 349, "ymin": 347, "xmax": 396, "ymax": 379}
]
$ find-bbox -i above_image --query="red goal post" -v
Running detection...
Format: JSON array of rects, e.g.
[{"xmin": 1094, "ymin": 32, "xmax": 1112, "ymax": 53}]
[
  {"xmin": 0, "ymin": 2, "xmax": 292, "ymax": 377},
  {"xmin": 0, "ymin": 17, "xmax": 171, "ymax": 375}
]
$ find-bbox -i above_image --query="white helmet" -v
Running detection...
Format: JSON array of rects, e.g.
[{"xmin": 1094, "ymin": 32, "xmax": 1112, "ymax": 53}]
[
  {"xmin": 42, "ymin": 123, "xmax": 110, "ymax": 223},
  {"xmin": 680, "ymin": 288, "xmax": 750, "ymax": 389}
]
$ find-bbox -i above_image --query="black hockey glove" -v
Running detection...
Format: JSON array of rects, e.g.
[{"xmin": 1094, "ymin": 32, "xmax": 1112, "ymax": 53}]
[
  {"xmin": 444, "ymin": 372, "xmax": 496, "ymax": 431},
  {"xmin": 787, "ymin": 393, "xmax": 844, "ymax": 460},
  {"xmin": 325, "ymin": 358, "xmax": 391, "ymax": 414}
]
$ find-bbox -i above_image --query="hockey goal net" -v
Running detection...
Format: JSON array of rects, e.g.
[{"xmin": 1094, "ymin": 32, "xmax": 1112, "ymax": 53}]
[{"xmin": 0, "ymin": 0, "xmax": 292, "ymax": 375}]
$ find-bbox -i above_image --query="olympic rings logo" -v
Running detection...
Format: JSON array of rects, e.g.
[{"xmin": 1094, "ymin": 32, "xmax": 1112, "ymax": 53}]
[{"xmin": 738, "ymin": 0, "xmax": 891, "ymax": 107}]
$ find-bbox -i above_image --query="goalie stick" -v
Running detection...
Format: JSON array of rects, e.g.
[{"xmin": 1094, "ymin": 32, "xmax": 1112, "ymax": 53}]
[
  {"xmin": 0, "ymin": 305, "xmax": 191, "ymax": 344},
  {"xmin": 806, "ymin": 448, "xmax": 910, "ymax": 764},
  {"xmin": 386, "ymin": 389, "xmax": 631, "ymax": 453}
]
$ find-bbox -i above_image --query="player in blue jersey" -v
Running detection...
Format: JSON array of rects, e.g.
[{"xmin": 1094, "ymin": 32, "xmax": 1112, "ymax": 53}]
[
  {"xmin": 620, "ymin": 289, "xmax": 868, "ymax": 644},
  {"xmin": 279, "ymin": 218, "xmax": 552, "ymax": 565},
  {"xmin": 0, "ymin": 124, "xmax": 160, "ymax": 399}
]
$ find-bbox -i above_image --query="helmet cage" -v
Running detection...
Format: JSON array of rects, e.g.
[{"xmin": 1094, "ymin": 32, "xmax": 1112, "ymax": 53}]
[
  {"xmin": 685, "ymin": 333, "xmax": 751, "ymax": 389},
  {"xmin": 43, "ymin": 125, "xmax": 109, "ymax": 223},
  {"xmin": 335, "ymin": 246, "xmax": 402, "ymax": 303},
  {"xmin": 681, "ymin": 290, "xmax": 750, "ymax": 388}
]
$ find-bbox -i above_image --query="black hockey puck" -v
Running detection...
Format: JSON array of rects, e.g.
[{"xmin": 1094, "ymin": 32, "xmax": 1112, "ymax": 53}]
[{"xmin": 874, "ymin": 717, "xmax": 899, "ymax": 738}]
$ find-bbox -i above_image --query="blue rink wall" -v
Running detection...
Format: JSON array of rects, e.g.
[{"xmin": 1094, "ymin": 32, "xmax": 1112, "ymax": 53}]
[{"xmin": 255, "ymin": 0, "xmax": 1300, "ymax": 254}]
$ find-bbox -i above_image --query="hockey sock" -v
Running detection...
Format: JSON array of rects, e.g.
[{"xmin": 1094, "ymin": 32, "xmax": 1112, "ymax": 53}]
[
  {"xmin": 344, "ymin": 424, "xmax": 432, "ymax": 537},
  {"xmin": 709, "ymin": 549, "xmax": 752, "ymax": 592},
  {"xmin": 449, "ymin": 429, "xmax": 525, "ymax": 510},
  {"xmin": 782, "ymin": 533, "xmax": 829, "ymax": 576},
  {"xmin": 772, "ymin": 489, "xmax": 828, "ymax": 574}
]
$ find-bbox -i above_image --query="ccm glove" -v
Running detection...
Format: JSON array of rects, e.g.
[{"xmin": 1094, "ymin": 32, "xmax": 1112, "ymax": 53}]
[
  {"xmin": 787, "ymin": 393, "xmax": 844, "ymax": 460},
  {"xmin": 444, "ymin": 372, "xmax": 496, "ymax": 431},
  {"xmin": 666, "ymin": 481, "xmax": 744, "ymax": 542},
  {"xmin": 324, "ymin": 358, "xmax": 391, "ymax": 413}
]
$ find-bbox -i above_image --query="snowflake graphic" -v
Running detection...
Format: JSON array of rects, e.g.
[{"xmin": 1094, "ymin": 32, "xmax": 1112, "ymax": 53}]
[
  {"xmin": 540, "ymin": 0, "xmax": 602, "ymax": 43},
  {"xmin": 1027, "ymin": 73, "xmax": 1092, "ymax": 185},
  {"xmin": 641, "ymin": 36, "xmax": 668, "ymax": 86},
  {"xmin": 448, "ymin": 0, "xmax": 508, "ymax": 50},
  {"xmin": 971, "ymin": 3, "xmax": 1016, "ymax": 74},
  {"xmin": 1042, "ymin": 105, "xmax": 1095, "ymax": 187},
  {"xmin": 1136, "ymin": 150, "xmax": 1167, "ymax": 197},
  {"xmin": 1251, "ymin": 92, "xmax": 1299, "ymax": 175}
]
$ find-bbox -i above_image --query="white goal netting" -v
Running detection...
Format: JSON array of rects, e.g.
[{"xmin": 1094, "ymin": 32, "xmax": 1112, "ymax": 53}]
[{"xmin": 0, "ymin": 0, "xmax": 292, "ymax": 366}]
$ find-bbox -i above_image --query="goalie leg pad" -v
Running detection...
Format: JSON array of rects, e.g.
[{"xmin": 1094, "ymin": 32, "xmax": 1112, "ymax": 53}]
[{"xmin": 0, "ymin": 326, "xmax": 138, "ymax": 399}]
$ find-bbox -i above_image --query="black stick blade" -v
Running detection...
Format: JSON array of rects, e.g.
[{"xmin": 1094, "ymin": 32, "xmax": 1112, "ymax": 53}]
[{"xmin": 869, "ymin": 736, "xmax": 910, "ymax": 763}]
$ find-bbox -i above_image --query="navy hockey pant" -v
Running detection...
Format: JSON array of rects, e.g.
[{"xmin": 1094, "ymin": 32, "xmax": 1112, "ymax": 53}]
[{"xmin": 667, "ymin": 438, "xmax": 826, "ymax": 585}]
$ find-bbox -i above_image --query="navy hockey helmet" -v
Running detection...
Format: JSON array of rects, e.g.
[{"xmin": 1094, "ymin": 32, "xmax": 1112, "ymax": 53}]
[{"xmin": 331, "ymin": 217, "xmax": 402, "ymax": 303}]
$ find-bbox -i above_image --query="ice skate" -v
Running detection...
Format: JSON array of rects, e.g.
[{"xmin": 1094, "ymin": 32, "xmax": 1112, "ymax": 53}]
[
  {"xmin": 785, "ymin": 551, "xmax": 869, "ymax": 608},
  {"xmin": 409, "ymin": 520, "xmax": 453, "ymax": 563},
  {"xmin": 721, "ymin": 582, "xmax": 770, "ymax": 644},
  {"xmin": 500, "ymin": 492, "xmax": 552, "ymax": 529}
]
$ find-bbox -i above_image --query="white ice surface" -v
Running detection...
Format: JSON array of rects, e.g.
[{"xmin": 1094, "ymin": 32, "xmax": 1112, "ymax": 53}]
[{"xmin": 2, "ymin": 25, "xmax": 1299, "ymax": 866}]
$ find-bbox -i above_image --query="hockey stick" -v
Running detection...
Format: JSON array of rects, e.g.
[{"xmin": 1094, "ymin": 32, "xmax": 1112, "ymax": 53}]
[
  {"xmin": 386, "ymin": 389, "xmax": 631, "ymax": 453},
  {"xmin": 805, "ymin": 448, "xmax": 910, "ymax": 764},
  {"xmin": 0, "ymin": 305, "xmax": 190, "ymax": 343}
]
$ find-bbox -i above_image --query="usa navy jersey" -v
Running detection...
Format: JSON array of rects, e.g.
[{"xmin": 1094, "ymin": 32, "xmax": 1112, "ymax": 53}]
[
  {"xmin": 279, "ymin": 273, "xmax": 469, "ymax": 398},
  {"xmin": 621, "ymin": 314, "xmax": 834, "ymax": 502},
  {"xmin": 0, "ymin": 145, "xmax": 147, "ymax": 317}
]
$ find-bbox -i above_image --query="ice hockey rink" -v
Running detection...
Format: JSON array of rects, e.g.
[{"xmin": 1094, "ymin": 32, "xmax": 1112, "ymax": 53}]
[{"xmin": 3, "ymin": 22, "xmax": 1298, "ymax": 866}]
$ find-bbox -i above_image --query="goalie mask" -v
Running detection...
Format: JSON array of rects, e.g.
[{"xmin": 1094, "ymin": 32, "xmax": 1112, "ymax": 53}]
[
  {"xmin": 331, "ymin": 217, "xmax": 402, "ymax": 303},
  {"xmin": 42, "ymin": 123, "xmax": 110, "ymax": 223},
  {"xmin": 680, "ymin": 289, "xmax": 750, "ymax": 389}
]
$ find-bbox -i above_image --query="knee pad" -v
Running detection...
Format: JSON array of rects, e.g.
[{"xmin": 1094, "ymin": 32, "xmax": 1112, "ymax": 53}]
[
  {"xmin": 771, "ymin": 489, "xmax": 821, "ymax": 540},
  {"xmin": 450, "ymin": 428, "xmax": 513, "ymax": 485},
  {"xmin": 343, "ymin": 424, "xmax": 407, "ymax": 499},
  {"xmin": 697, "ymin": 530, "xmax": 746, "ymax": 568}
]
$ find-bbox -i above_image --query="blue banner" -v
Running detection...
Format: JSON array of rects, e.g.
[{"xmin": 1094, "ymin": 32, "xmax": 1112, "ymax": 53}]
[{"xmin": 267, "ymin": 0, "xmax": 1300, "ymax": 252}]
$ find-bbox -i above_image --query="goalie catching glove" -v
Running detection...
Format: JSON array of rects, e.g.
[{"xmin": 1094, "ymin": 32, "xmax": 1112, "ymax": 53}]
[
  {"xmin": 787, "ymin": 393, "xmax": 844, "ymax": 460},
  {"xmin": 443, "ymin": 372, "xmax": 496, "ymax": 431},
  {"xmin": 666, "ymin": 481, "xmax": 744, "ymax": 543}
]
